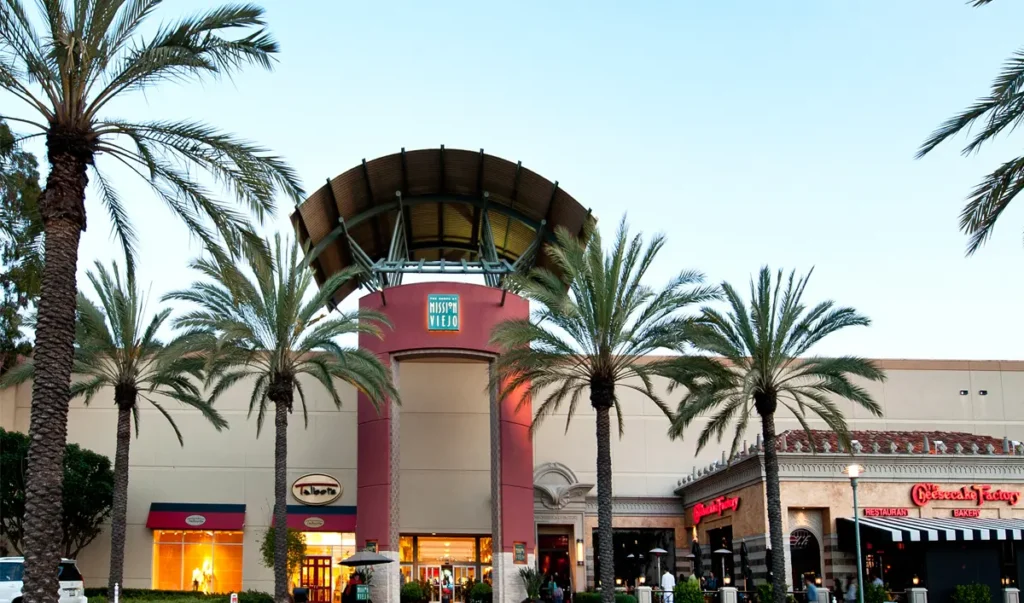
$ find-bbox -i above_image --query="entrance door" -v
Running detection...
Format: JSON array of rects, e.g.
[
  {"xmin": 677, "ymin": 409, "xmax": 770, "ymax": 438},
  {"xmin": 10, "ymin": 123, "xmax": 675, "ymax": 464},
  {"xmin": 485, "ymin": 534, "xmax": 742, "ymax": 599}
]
[
  {"xmin": 452, "ymin": 566, "xmax": 476, "ymax": 601},
  {"xmin": 301, "ymin": 556, "xmax": 333, "ymax": 603},
  {"xmin": 419, "ymin": 565, "xmax": 441, "ymax": 602}
]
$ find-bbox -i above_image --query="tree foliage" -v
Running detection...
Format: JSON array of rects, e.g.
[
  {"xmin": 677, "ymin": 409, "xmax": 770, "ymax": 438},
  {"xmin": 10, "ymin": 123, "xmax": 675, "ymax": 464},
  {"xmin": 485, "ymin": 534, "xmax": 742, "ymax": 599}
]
[
  {"xmin": 258, "ymin": 528, "xmax": 305, "ymax": 578},
  {"xmin": 0, "ymin": 427, "xmax": 113, "ymax": 557},
  {"xmin": 0, "ymin": 120, "xmax": 42, "ymax": 375},
  {"xmin": 916, "ymin": 0, "xmax": 1024, "ymax": 253}
]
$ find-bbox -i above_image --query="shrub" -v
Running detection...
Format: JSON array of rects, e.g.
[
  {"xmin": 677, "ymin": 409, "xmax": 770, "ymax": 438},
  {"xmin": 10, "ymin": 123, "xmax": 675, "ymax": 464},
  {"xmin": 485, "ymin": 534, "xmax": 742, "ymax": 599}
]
[
  {"xmin": 469, "ymin": 582, "xmax": 492, "ymax": 603},
  {"xmin": 615, "ymin": 595, "xmax": 638, "ymax": 603},
  {"xmin": 757, "ymin": 584, "xmax": 773, "ymax": 603},
  {"xmin": 864, "ymin": 583, "xmax": 889, "ymax": 603},
  {"xmin": 953, "ymin": 584, "xmax": 991, "ymax": 603},
  {"xmin": 84, "ymin": 591, "xmax": 272, "ymax": 603},
  {"xmin": 518, "ymin": 567, "xmax": 543, "ymax": 600},
  {"xmin": 675, "ymin": 580, "xmax": 703, "ymax": 603},
  {"xmin": 574, "ymin": 593, "xmax": 600, "ymax": 603},
  {"xmin": 238, "ymin": 591, "xmax": 275, "ymax": 603},
  {"xmin": 401, "ymin": 581, "xmax": 426, "ymax": 603}
]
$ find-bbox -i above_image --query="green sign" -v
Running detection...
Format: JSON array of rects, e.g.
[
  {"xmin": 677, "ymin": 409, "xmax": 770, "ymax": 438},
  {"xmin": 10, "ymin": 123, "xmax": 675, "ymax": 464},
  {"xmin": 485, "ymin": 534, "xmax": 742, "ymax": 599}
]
[
  {"xmin": 427, "ymin": 294, "xmax": 460, "ymax": 331},
  {"xmin": 513, "ymin": 541, "xmax": 527, "ymax": 564},
  {"xmin": 356, "ymin": 585, "xmax": 369, "ymax": 601}
]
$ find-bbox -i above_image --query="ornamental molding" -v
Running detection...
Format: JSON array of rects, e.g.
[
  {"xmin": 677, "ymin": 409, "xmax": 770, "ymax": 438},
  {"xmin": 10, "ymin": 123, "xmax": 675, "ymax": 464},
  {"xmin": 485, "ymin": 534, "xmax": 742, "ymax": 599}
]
[
  {"xmin": 534, "ymin": 462, "xmax": 594, "ymax": 510},
  {"xmin": 675, "ymin": 449, "xmax": 1024, "ymax": 499},
  {"xmin": 584, "ymin": 496, "xmax": 683, "ymax": 516}
]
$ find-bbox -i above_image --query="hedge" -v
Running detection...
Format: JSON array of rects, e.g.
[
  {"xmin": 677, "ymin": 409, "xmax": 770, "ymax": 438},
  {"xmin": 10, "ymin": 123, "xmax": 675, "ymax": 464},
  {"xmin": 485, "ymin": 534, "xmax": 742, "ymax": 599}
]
[
  {"xmin": 85, "ymin": 589, "xmax": 272, "ymax": 603},
  {"xmin": 575, "ymin": 593, "xmax": 637, "ymax": 603}
]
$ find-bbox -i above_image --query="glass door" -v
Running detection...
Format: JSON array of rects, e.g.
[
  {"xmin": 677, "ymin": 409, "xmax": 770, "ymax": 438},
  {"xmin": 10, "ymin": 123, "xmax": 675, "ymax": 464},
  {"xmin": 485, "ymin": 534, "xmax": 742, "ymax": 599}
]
[
  {"xmin": 301, "ymin": 556, "xmax": 333, "ymax": 603},
  {"xmin": 452, "ymin": 566, "xmax": 476, "ymax": 601},
  {"xmin": 419, "ymin": 565, "xmax": 442, "ymax": 601}
]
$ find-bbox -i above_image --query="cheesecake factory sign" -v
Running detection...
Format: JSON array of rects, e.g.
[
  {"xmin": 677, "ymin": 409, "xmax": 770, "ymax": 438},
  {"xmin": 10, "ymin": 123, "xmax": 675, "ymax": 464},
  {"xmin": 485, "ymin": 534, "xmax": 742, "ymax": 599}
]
[{"xmin": 911, "ymin": 483, "xmax": 1021, "ymax": 507}]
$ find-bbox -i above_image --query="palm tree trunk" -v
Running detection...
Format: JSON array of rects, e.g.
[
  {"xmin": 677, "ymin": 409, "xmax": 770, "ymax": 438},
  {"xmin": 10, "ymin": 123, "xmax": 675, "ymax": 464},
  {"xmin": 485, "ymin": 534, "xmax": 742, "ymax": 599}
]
[
  {"xmin": 760, "ymin": 412, "xmax": 787, "ymax": 603},
  {"xmin": 22, "ymin": 146, "xmax": 88, "ymax": 603},
  {"xmin": 595, "ymin": 404, "xmax": 615, "ymax": 603},
  {"xmin": 274, "ymin": 398, "xmax": 290, "ymax": 603},
  {"xmin": 108, "ymin": 404, "xmax": 132, "ymax": 597}
]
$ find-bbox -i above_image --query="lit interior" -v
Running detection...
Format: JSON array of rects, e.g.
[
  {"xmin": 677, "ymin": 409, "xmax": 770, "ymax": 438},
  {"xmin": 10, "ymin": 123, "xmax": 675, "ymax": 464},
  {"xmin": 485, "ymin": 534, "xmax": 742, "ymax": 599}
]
[{"xmin": 152, "ymin": 530, "xmax": 243, "ymax": 593}]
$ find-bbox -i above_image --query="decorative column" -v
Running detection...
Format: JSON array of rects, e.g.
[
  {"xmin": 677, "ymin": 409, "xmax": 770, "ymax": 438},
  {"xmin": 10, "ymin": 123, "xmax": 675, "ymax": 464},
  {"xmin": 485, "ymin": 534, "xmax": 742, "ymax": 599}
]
[
  {"xmin": 491, "ymin": 372, "xmax": 535, "ymax": 603},
  {"xmin": 356, "ymin": 360, "xmax": 401, "ymax": 603}
]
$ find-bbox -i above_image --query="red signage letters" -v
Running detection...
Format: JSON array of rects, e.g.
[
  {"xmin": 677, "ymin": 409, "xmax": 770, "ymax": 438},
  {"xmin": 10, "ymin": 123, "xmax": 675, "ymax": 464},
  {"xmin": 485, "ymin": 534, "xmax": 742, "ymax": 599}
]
[
  {"xmin": 952, "ymin": 509, "xmax": 981, "ymax": 518},
  {"xmin": 911, "ymin": 483, "xmax": 1021, "ymax": 507},
  {"xmin": 864, "ymin": 508, "xmax": 909, "ymax": 517},
  {"xmin": 693, "ymin": 496, "xmax": 740, "ymax": 524}
]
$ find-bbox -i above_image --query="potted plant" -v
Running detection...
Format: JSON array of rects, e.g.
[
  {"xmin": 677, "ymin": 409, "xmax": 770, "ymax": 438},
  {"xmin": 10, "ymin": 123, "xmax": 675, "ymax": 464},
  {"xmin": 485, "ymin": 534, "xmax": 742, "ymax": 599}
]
[{"xmin": 518, "ymin": 567, "xmax": 543, "ymax": 603}]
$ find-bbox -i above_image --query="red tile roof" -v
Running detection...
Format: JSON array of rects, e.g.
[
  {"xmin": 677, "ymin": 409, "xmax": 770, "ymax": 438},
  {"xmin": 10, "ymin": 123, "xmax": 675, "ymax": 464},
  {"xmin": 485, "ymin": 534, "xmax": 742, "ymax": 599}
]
[{"xmin": 774, "ymin": 429, "xmax": 1011, "ymax": 454}]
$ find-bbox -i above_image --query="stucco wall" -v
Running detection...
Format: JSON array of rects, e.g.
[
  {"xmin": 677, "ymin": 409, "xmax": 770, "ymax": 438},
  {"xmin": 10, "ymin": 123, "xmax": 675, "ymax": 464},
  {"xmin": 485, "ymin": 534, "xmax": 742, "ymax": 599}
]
[
  {"xmin": 398, "ymin": 360, "xmax": 491, "ymax": 533},
  {"xmin": 686, "ymin": 481, "xmax": 767, "ymax": 542}
]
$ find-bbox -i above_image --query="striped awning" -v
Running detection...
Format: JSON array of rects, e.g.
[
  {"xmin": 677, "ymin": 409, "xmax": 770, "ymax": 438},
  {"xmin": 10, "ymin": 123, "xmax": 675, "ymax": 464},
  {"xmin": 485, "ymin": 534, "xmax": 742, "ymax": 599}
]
[{"xmin": 837, "ymin": 516, "xmax": 1024, "ymax": 543}]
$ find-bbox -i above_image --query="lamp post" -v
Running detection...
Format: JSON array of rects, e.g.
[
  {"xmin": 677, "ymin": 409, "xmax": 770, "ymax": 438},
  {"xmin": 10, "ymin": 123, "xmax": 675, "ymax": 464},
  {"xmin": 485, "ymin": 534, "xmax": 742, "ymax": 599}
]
[{"xmin": 844, "ymin": 464, "xmax": 866, "ymax": 603}]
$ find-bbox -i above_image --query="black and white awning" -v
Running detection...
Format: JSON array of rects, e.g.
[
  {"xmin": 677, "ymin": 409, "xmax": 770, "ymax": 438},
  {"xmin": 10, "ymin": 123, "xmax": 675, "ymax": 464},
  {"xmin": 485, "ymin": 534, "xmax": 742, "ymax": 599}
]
[{"xmin": 837, "ymin": 516, "xmax": 1024, "ymax": 543}]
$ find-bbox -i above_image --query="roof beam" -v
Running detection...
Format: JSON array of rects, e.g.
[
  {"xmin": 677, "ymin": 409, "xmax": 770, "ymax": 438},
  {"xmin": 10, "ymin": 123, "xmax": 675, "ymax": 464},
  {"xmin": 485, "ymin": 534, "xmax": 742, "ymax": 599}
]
[
  {"xmin": 438, "ymin": 145, "xmax": 445, "ymax": 259},
  {"xmin": 501, "ymin": 161, "xmax": 522, "ymax": 255},
  {"xmin": 361, "ymin": 158, "xmax": 385, "ymax": 255},
  {"xmin": 470, "ymin": 148, "xmax": 485, "ymax": 255},
  {"xmin": 399, "ymin": 148, "xmax": 412, "ymax": 257}
]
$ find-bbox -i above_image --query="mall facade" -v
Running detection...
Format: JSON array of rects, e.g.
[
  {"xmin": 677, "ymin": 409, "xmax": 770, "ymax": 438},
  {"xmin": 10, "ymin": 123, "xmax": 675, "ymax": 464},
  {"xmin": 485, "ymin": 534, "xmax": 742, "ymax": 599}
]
[{"xmin": 3, "ymin": 149, "xmax": 1024, "ymax": 603}]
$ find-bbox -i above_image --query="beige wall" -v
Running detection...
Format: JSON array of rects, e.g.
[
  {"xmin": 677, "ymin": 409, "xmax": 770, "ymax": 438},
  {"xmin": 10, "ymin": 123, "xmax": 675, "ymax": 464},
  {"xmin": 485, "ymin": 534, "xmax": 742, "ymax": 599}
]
[
  {"xmin": 397, "ymin": 360, "xmax": 491, "ymax": 534},
  {"xmin": 533, "ymin": 360, "xmax": 1024, "ymax": 499},
  {"xmin": 4, "ymin": 359, "xmax": 1024, "ymax": 590}
]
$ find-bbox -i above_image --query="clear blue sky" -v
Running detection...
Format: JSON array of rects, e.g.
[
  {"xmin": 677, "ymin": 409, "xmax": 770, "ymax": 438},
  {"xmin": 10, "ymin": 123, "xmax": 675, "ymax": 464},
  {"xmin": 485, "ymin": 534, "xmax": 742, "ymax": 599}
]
[{"xmin": 14, "ymin": 0, "xmax": 1024, "ymax": 359}]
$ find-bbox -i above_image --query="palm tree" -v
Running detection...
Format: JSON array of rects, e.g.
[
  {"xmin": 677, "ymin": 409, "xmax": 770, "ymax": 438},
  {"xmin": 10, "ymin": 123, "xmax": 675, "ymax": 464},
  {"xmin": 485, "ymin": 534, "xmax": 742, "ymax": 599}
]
[
  {"xmin": 165, "ymin": 236, "xmax": 398, "ymax": 603},
  {"xmin": 0, "ymin": 260, "xmax": 228, "ymax": 596},
  {"xmin": 916, "ymin": 0, "xmax": 1024, "ymax": 254},
  {"xmin": 668, "ymin": 267, "xmax": 885, "ymax": 603},
  {"xmin": 489, "ymin": 219, "xmax": 719, "ymax": 603},
  {"xmin": 0, "ymin": 3, "xmax": 302, "ymax": 600}
]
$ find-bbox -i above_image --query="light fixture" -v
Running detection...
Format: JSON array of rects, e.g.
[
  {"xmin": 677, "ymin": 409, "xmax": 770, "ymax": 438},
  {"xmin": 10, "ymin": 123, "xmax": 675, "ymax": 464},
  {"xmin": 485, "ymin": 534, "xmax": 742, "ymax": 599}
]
[
  {"xmin": 639, "ymin": 577, "xmax": 646, "ymax": 585},
  {"xmin": 815, "ymin": 577, "xmax": 822, "ymax": 586},
  {"xmin": 616, "ymin": 578, "xmax": 622, "ymax": 586},
  {"xmin": 912, "ymin": 576, "xmax": 919, "ymax": 586},
  {"xmin": 980, "ymin": 390, "xmax": 989, "ymax": 396},
  {"xmin": 577, "ymin": 539, "xmax": 584, "ymax": 566},
  {"xmin": 723, "ymin": 576, "xmax": 732, "ymax": 586},
  {"xmin": 843, "ymin": 465, "xmax": 865, "ymax": 603}
]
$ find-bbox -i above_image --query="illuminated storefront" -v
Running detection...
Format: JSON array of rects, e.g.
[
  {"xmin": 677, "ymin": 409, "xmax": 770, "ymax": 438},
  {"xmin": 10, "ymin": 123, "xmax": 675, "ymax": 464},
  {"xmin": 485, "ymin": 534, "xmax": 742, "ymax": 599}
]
[
  {"xmin": 674, "ymin": 430, "xmax": 1024, "ymax": 601},
  {"xmin": 146, "ymin": 503, "xmax": 247, "ymax": 593},
  {"xmin": 398, "ymin": 535, "xmax": 493, "ymax": 601}
]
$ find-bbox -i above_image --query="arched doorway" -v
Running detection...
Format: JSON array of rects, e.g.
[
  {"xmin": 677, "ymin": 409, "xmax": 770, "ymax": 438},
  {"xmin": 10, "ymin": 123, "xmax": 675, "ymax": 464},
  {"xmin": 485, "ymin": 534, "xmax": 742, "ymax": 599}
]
[{"xmin": 790, "ymin": 528, "xmax": 822, "ymax": 587}]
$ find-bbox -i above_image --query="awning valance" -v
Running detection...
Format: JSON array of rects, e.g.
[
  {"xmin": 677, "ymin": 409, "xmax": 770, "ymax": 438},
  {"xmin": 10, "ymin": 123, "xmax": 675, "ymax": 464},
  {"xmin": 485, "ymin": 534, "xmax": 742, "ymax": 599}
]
[
  {"xmin": 273, "ymin": 505, "xmax": 357, "ymax": 532},
  {"xmin": 146, "ymin": 503, "xmax": 246, "ymax": 530},
  {"xmin": 838, "ymin": 516, "xmax": 1024, "ymax": 544}
]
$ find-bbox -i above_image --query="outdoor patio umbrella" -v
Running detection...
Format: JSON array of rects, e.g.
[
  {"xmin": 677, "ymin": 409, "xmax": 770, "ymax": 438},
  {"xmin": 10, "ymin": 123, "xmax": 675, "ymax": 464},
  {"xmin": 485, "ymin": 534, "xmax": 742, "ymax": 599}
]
[
  {"xmin": 339, "ymin": 551, "xmax": 396, "ymax": 566},
  {"xmin": 740, "ymin": 542, "xmax": 754, "ymax": 590},
  {"xmin": 690, "ymin": 540, "xmax": 703, "ymax": 579},
  {"xmin": 764, "ymin": 547, "xmax": 774, "ymax": 583}
]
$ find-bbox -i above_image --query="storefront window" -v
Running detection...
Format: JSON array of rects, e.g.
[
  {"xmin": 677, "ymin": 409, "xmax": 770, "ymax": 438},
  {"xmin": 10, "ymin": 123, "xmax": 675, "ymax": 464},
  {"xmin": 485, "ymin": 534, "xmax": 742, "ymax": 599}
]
[
  {"xmin": 400, "ymin": 536, "xmax": 414, "ymax": 563},
  {"xmin": 399, "ymin": 535, "xmax": 493, "ymax": 601},
  {"xmin": 292, "ymin": 532, "xmax": 356, "ymax": 603},
  {"xmin": 152, "ymin": 530, "xmax": 243, "ymax": 593}
]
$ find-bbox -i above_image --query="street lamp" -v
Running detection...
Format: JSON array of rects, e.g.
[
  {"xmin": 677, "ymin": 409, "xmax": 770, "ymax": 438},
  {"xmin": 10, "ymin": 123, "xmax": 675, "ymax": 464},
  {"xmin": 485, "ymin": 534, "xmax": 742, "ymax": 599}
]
[{"xmin": 844, "ymin": 464, "xmax": 865, "ymax": 603}]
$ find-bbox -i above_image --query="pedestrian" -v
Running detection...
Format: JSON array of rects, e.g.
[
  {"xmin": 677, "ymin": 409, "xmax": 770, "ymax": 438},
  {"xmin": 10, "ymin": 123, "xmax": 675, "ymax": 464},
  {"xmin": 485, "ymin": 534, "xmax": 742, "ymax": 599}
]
[
  {"xmin": 706, "ymin": 573, "xmax": 718, "ymax": 591},
  {"xmin": 554, "ymin": 580, "xmax": 565, "ymax": 603},
  {"xmin": 844, "ymin": 577, "xmax": 857, "ymax": 603},
  {"xmin": 804, "ymin": 576, "xmax": 819, "ymax": 603},
  {"xmin": 661, "ymin": 569, "xmax": 676, "ymax": 603}
]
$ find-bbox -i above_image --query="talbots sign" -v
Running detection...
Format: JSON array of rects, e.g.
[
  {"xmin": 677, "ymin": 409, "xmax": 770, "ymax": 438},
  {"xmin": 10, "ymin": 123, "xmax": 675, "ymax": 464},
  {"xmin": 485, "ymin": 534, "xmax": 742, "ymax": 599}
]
[
  {"xmin": 692, "ymin": 495, "xmax": 740, "ymax": 524},
  {"xmin": 910, "ymin": 483, "xmax": 1021, "ymax": 507},
  {"xmin": 185, "ymin": 514, "xmax": 207, "ymax": 526},
  {"xmin": 291, "ymin": 474, "xmax": 343, "ymax": 506},
  {"xmin": 427, "ymin": 294, "xmax": 460, "ymax": 331}
]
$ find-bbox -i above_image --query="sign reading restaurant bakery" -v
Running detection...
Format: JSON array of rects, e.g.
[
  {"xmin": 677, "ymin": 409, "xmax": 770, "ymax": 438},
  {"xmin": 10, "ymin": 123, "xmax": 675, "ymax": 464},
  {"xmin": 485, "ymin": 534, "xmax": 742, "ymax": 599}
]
[{"xmin": 292, "ymin": 474, "xmax": 343, "ymax": 506}]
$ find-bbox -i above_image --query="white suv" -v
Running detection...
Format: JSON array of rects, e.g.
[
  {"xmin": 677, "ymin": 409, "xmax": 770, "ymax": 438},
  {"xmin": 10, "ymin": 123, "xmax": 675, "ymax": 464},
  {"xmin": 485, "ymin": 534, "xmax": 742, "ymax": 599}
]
[{"xmin": 0, "ymin": 558, "xmax": 88, "ymax": 603}]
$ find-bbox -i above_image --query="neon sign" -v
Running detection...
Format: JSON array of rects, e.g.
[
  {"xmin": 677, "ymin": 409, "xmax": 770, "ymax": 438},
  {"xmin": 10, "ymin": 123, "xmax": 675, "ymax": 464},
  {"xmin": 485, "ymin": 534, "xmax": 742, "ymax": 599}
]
[
  {"xmin": 911, "ymin": 483, "xmax": 1021, "ymax": 507},
  {"xmin": 693, "ymin": 495, "xmax": 740, "ymax": 524},
  {"xmin": 864, "ymin": 508, "xmax": 909, "ymax": 517}
]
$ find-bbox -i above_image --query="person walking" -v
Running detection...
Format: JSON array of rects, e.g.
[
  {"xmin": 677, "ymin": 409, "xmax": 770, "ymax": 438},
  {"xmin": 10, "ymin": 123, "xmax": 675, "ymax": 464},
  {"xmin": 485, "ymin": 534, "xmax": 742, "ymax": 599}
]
[
  {"xmin": 553, "ymin": 580, "xmax": 565, "ymax": 603},
  {"xmin": 844, "ymin": 577, "xmax": 858, "ymax": 603},
  {"xmin": 661, "ymin": 569, "xmax": 676, "ymax": 603},
  {"xmin": 804, "ymin": 576, "xmax": 819, "ymax": 603}
]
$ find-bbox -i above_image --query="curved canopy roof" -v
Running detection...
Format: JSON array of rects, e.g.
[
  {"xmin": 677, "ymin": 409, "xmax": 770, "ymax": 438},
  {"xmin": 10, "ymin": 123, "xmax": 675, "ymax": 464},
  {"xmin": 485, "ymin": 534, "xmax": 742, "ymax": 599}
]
[{"xmin": 291, "ymin": 146, "xmax": 594, "ymax": 305}]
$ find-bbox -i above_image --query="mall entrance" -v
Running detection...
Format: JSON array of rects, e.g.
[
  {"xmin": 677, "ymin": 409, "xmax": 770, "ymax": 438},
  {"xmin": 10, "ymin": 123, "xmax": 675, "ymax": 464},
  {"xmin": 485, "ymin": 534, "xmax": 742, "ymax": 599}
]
[{"xmin": 399, "ymin": 535, "xmax": 493, "ymax": 602}]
